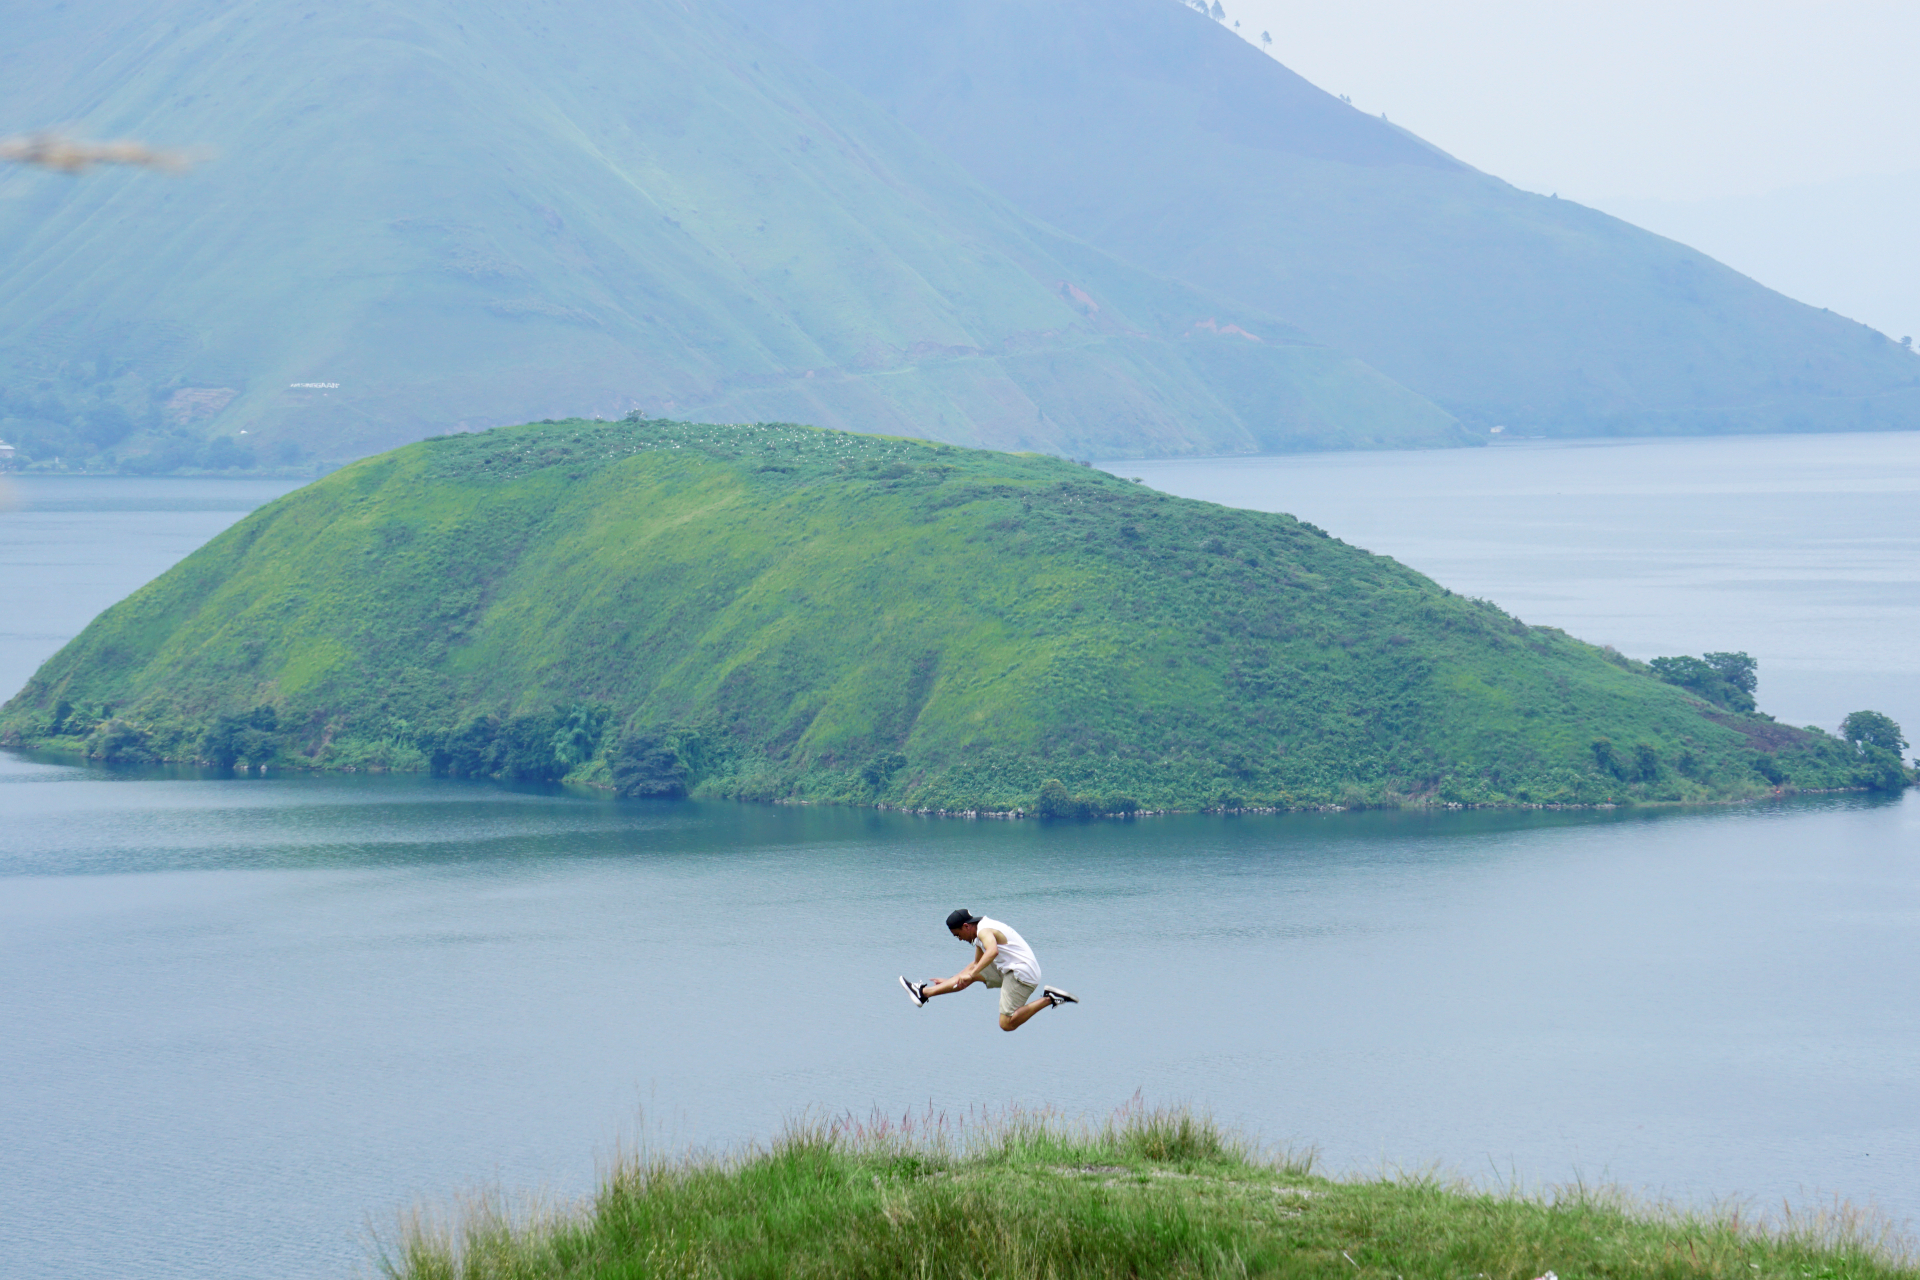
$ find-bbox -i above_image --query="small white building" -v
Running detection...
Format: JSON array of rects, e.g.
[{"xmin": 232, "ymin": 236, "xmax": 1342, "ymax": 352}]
[{"xmin": 0, "ymin": 439, "xmax": 16, "ymax": 467}]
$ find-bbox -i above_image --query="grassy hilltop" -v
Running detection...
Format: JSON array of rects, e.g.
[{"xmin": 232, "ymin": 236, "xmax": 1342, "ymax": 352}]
[
  {"xmin": 0, "ymin": 417, "xmax": 1888, "ymax": 811},
  {"xmin": 381, "ymin": 1108, "xmax": 1911, "ymax": 1280}
]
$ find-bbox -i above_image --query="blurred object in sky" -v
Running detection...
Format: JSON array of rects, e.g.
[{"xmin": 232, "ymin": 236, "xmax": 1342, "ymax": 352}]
[{"xmin": 0, "ymin": 131, "xmax": 203, "ymax": 173}]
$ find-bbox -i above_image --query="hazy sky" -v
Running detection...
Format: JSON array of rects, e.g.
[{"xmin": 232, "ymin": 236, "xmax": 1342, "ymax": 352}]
[
  {"xmin": 1225, "ymin": 0, "xmax": 1920, "ymax": 202},
  {"xmin": 1221, "ymin": 0, "xmax": 1920, "ymax": 337}
]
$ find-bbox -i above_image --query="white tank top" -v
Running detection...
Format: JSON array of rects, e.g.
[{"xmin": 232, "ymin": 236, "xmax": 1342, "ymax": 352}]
[{"xmin": 976, "ymin": 917, "xmax": 1041, "ymax": 985}]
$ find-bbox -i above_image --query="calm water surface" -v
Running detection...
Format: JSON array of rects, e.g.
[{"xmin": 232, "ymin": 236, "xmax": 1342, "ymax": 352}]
[{"xmin": 3, "ymin": 442, "xmax": 1919, "ymax": 1280}]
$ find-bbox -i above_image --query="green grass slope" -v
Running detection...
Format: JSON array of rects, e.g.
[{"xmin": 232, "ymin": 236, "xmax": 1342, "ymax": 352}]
[
  {"xmin": 0, "ymin": 0, "xmax": 1460, "ymax": 472},
  {"xmin": 732, "ymin": 0, "xmax": 1920, "ymax": 437},
  {"xmin": 0, "ymin": 417, "xmax": 1882, "ymax": 810},
  {"xmin": 381, "ymin": 1109, "xmax": 1911, "ymax": 1280}
]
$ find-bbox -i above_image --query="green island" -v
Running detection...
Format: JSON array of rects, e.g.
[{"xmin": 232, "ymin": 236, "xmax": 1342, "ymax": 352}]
[
  {"xmin": 380, "ymin": 1107, "xmax": 1909, "ymax": 1279},
  {"xmin": 1, "ymin": 416, "xmax": 1909, "ymax": 811}
]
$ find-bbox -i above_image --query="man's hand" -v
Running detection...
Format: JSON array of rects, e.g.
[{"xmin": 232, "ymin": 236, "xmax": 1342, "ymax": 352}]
[{"xmin": 963, "ymin": 933, "xmax": 1000, "ymax": 982}]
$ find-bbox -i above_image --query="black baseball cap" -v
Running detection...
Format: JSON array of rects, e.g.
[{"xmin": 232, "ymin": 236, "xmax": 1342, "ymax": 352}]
[{"xmin": 945, "ymin": 908, "xmax": 981, "ymax": 930}]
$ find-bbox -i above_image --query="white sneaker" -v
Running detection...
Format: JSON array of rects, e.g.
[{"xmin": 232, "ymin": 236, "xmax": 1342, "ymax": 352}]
[
  {"xmin": 1043, "ymin": 985, "xmax": 1078, "ymax": 1006},
  {"xmin": 899, "ymin": 975, "xmax": 928, "ymax": 1007}
]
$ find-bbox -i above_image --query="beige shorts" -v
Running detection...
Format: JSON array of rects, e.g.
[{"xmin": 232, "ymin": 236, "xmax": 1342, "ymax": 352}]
[{"xmin": 978, "ymin": 966, "xmax": 1038, "ymax": 1017}]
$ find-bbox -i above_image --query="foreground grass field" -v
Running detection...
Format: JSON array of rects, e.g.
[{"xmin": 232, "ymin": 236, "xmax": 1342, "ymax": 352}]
[{"xmin": 380, "ymin": 1108, "xmax": 1911, "ymax": 1280}]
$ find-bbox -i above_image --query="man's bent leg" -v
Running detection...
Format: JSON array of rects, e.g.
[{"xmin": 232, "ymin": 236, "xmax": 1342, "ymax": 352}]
[
  {"xmin": 998, "ymin": 996, "xmax": 1053, "ymax": 1032},
  {"xmin": 996, "ymin": 976, "xmax": 1044, "ymax": 1031},
  {"xmin": 923, "ymin": 974, "xmax": 975, "ymax": 998}
]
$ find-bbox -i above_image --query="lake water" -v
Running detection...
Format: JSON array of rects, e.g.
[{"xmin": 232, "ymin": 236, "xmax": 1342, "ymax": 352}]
[{"xmin": 3, "ymin": 437, "xmax": 1919, "ymax": 1280}]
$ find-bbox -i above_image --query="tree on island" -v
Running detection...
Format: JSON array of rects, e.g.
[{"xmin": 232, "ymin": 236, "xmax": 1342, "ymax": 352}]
[
  {"xmin": 1841, "ymin": 709, "xmax": 1907, "ymax": 754},
  {"xmin": 1840, "ymin": 710, "xmax": 1909, "ymax": 791},
  {"xmin": 1648, "ymin": 651, "xmax": 1757, "ymax": 713}
]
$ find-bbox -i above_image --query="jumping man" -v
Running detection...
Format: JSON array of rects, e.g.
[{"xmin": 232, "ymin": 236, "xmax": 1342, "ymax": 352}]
[{"xmin": 900, "ymin": 908, "xmax": 1078, "ymax": 1031}]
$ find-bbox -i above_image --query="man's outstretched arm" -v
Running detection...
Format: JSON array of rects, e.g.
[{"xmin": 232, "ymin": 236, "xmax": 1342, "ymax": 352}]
[{"xmin": 924, "ymin": 939, "xmax": 996, "ymax": 997}]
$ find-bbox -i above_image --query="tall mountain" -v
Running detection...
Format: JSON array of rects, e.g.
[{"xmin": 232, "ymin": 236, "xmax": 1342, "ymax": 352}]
[
  {"xmin": 730, "ymin": 0, "xmax": 1920, "ymax": 436},
  {"xmin": 0, "ymin": 0, "xmax": 1460, "ymax": 470},
  {"xmin": 3, "ymin": 0, "xmax": 1914, "ymax": 474}
]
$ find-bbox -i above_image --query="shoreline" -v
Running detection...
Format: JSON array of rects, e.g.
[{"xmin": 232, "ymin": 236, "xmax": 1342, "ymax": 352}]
[{"xmin": 3, "ymin": 741, "xmax": 1888, "ymax": 818}]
